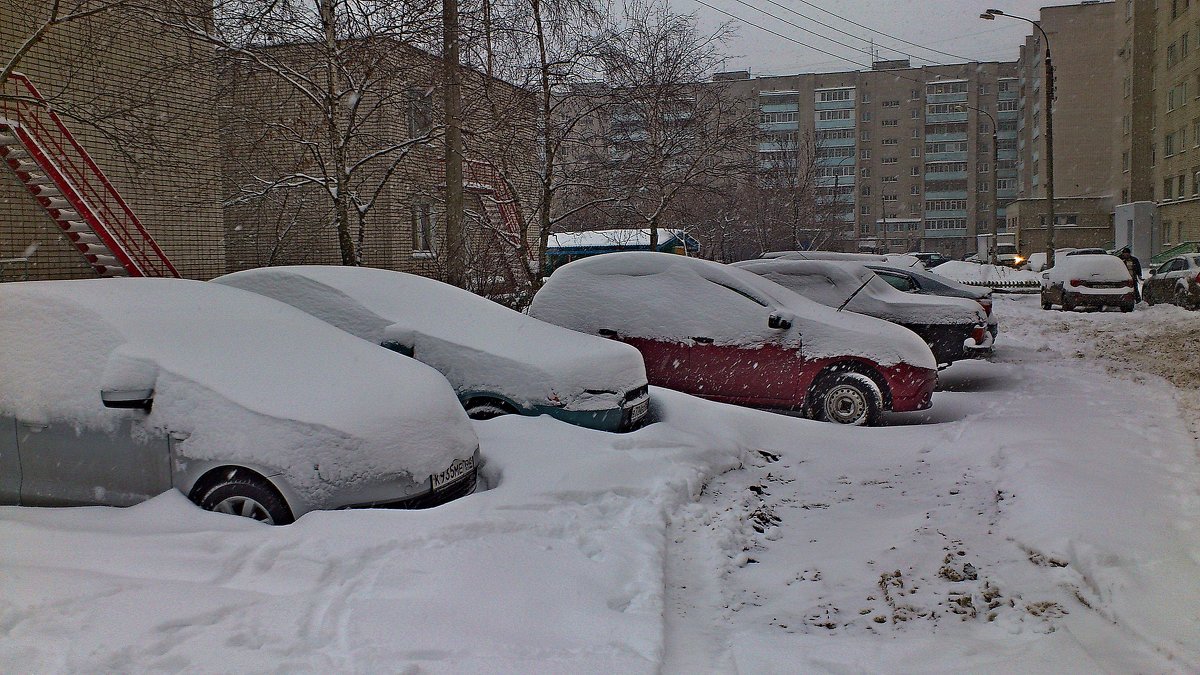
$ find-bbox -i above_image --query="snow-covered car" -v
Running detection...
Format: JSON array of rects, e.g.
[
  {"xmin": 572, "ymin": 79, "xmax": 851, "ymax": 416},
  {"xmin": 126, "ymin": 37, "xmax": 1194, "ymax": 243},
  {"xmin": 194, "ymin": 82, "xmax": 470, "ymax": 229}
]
[
  {"xmin": 1023, "ymin": 249, "xmax": 1078, "ymax": 273},
  {"xmin": 762, "ymin": 250, "xmax": 924, "ymax": 269},
  {"xmin": 864, "ymin": 263, "xmax": 999, "ymax": 339},
  {"xmin": 214, "ymin": 266, "xmax": 651, "ymax": 431},
  {"xmin": 734, "ymin": 259, "xmax": 991, "ymax": 366},
  {"xmin": 1144, "ymin": 255, "xmax": 1200, "ymax": 309},
  {"xmin": 530, "ymin": 252, "xmax": 938, "ymax": 426},
  {"xmin": 909, "ymin": 252, "xmax": 953, "ymax": 268},
  {"xmin": 1040, "ymin": 254, "xmax": 1136, "ymax": 312},
  {"xmin": 0, "ymin": 279, "xmax": 480, "ymax": 524}
]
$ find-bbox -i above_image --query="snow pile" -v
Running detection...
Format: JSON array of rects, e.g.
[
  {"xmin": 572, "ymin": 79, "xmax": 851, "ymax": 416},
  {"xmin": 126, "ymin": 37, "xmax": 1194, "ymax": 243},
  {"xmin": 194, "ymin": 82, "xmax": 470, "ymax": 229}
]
[
  {"xmin": 2, "ymin": 293, "xmax": 1200, "ymax": 672},
  {"xmin": 936, "ymin": 260, "xmax": 1041, "ymax": 288},
  {"xmin": 531, "ymin": 252, "xmax": 935, "ymax": 370},
  {"xmin": 214, "ymin": 266, "xmax": 648, "ymax": 408},
  {"xmin": 734, "ymin": 259, "xmax": 986, "ymax": 326},
  {"xmin": 0, "ymin": 279, "xmax": 477, "ymax": 504}
]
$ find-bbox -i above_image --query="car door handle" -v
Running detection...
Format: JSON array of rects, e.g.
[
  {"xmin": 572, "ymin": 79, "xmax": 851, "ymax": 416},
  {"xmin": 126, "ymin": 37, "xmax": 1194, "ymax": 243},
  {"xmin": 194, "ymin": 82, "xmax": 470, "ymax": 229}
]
[{"xmin": 691, "ymin": 336, "xmax": 714, "ymax": 344}]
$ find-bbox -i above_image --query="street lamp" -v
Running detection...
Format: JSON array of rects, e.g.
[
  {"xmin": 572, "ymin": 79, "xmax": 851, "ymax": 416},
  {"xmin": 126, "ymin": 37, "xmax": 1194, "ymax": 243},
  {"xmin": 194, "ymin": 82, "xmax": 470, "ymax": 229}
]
[
  {"xmin": 954, "ymin": 103, "xmax": 1000, "ymax": 264},
  {"xmin": 982, "ymin": 8, "xmax": 1056, "ymax": 269}
]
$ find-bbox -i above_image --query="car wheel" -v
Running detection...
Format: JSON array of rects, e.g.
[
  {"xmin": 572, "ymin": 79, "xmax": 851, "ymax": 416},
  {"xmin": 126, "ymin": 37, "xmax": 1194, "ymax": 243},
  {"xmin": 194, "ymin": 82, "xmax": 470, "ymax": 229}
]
[
  {"xmin": 1061, "ymin": 293, "xmax": 1075, "ymax": 312},
  {"xmin": 197, "ymin": 474, "xmax": 293, "ymax": 525},
  {"xmin": 1120, "ymin": 301, "xmax": 1134, "ymax": 313},
  {"xmin": 464, "ymin": 398, "xmax": 517, "ymax": 420},
  {"xmin": 1177, "ymin": 287, "xmax": 1199, "ymax": 311},
  {"xmin": 1041, "ymin": 295, "xmax": 1052, "ymax": 310},
  {"xmin": 811, "ymin": 372, "xmax": 882, "ymax": 426}
]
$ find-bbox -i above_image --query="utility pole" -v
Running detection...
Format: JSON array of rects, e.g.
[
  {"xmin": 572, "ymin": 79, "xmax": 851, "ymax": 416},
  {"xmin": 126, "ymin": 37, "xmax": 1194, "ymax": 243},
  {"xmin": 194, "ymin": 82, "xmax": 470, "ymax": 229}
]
[
  {"xmin": 982, "ymin": 9, "xmax": 1055, "ymax": 268},
  {"xmin": 443, "ymin": 0, "xmax": 465, "ymax": 287}
]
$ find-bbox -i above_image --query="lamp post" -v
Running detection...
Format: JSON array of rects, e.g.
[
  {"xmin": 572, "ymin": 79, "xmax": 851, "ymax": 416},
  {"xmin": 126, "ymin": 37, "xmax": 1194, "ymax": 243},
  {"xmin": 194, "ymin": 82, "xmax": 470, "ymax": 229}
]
[
  {"xmin": 982, "ymin": 8, "xmax": 1055, "ymax": 268},
  {"xmin": 954, "ymin": 103, "xmax": 1000, "ymax": 264}
]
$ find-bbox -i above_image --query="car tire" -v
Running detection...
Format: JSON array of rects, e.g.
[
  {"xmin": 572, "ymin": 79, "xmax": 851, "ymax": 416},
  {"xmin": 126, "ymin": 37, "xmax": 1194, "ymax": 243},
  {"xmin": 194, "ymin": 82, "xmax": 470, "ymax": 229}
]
[
  {"xmin": 1041, "ymin": 296, "xmax": 1052, "ymax": 310},
  {"xmin": 811, "ymin": 372, "xmax": 882, "ymax": 426},
  {"xmin": 1061, "ymin": 293, "xmax": 1075, "ymax": 312},
  {"xmin": 464, "ymin": 398, "xmax": 517, "ymax": 420},
  {"xmin": 1177, "ymin": 287, "xmax": 1198, "ymax": 311},
  {"xmin": 197, "ymin": 474, "xmax": 293, "ymax": 525},
  {"xmin": 1120, "ymin": 301, "xmax": 1134, "ymax": 313}
]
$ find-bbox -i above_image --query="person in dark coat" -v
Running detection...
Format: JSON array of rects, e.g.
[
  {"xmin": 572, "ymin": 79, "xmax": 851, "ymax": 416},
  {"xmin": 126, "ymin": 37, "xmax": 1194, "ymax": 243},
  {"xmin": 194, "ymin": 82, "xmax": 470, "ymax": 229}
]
[{"xmin": 1118, "ymin": 248, "xmax": 1142, "ymax": 302}]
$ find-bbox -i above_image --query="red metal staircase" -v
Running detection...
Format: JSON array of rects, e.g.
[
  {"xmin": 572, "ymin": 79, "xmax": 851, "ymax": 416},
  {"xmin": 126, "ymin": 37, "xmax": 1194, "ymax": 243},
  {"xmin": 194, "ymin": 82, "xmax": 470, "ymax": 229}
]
[
  {"xmin": 464, "ymin": 160, "xmax": 527, "ymax": 255},
  {"xmin": 0, "ymin": 72, "xmax": 178, "ymax": 278}
]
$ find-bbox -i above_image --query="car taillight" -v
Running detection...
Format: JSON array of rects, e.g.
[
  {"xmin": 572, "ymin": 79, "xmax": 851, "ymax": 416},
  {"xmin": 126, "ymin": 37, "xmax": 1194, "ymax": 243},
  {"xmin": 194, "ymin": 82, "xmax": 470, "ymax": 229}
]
[
  {"xmin": 1123, "ymin": 278, "xmax": 1135, "ymax": 287},
  {"xmin": 1069, "ymin": 279, "xmax": 1083, "ymax": 287},
  {"xmin": 971, "ymin": 325, "xmax": 986, "ymax": 344},
  {"xmin": 1195, "ymin": 272, "xmax": 1200, "ymax": 284},
  {"xmin": 977, "ymin": 299, "xmax": 993, "ymax": 317}
]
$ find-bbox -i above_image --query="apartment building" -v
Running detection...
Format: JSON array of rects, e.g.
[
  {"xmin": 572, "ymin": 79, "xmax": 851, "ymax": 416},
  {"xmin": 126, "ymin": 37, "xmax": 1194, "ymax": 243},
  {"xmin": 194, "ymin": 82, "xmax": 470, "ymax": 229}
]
[
  {"xmin": 1008, "ymin": 0, "xmax": 1126, "ymax": 255},
  {"xmin": 718, "ymin": 59, "xmax": 1018, "ymax": 257},
  {"xmin": 0, "ymin": 2, "xmax": 223, "ymax": 281},
  {"xmin": 1151, "ymin": 0, "xmax": 1200, "ymax": 250}
]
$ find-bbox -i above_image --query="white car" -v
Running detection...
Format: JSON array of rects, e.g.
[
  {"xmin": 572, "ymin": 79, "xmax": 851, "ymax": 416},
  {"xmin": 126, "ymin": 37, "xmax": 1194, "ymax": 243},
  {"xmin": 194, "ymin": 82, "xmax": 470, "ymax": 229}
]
[
  {"xmin": 733, "ymin": 259, "xmax": 991, "ymax": 366},
  {"xmin": 1040, "ymin": 254, "xmax": 1136, "ymax": 312},
  {"xmin": 214, "ymin": 266, "xmax": 651, "ymax": 431},
  {"xmin": 0, "ymin": 279, "xmax": 480, "ymax": 524}
]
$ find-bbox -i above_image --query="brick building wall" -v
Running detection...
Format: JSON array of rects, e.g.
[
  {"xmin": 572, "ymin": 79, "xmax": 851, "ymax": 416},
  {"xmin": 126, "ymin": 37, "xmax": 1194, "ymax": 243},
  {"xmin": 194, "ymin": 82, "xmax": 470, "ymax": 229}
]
[{"xmin": 0, "ymin": 1, "xmax": 223, "ymax": 280}]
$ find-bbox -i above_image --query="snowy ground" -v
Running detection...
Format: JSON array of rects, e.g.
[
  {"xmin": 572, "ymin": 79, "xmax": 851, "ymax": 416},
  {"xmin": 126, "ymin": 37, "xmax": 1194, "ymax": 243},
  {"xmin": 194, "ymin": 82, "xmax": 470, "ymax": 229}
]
[{"xmin": 3, "ymin": 295, "xmax": 1200, "ymax": 673}]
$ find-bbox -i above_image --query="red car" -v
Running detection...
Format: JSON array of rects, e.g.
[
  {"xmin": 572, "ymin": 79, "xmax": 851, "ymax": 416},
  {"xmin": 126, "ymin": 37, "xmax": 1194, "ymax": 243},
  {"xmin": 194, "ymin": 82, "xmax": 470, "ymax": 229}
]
[{"xmin": 529, "ymin": 252, "xmax": 938, "ymax": 425}]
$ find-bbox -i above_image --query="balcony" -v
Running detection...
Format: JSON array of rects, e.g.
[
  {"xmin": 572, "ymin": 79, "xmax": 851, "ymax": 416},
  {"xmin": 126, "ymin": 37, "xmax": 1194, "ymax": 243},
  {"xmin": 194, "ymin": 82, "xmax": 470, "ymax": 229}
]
[
  {"xmin": 925, "ymin": 151, "xmax": 968, "ymax": 162},
  {"xmin": 925, "ymin": 112, "xmax": 969, "ymax": 124},
  {"xmin": 923, "ymin": 209, "xmax": 969, "ymax": 219},
  {"xmin": 926, "ymin": 92, "xmax": 969, "ymax": 104},
  {"xmin": 925, "ymin": 132, "xmax": 968, "ymax": 143}
]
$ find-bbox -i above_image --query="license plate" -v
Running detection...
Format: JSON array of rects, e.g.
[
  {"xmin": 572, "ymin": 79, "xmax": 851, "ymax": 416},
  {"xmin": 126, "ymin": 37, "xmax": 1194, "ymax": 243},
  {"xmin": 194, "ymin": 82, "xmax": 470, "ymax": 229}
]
[
  {"xmin": 629, "ymin": 399, "xmax": 649, "ymax": 422},
  {"xmin": 432, "ymin": 455, "xmax": 475, "ymax": 490}
]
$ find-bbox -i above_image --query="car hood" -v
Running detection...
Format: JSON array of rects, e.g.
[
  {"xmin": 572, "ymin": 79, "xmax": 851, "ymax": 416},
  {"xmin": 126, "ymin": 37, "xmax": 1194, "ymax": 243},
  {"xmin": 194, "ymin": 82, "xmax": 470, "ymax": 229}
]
[
  {"xmin": 215, "ymin": 267, "xmax": 649, "ymax": 406},
  {"xmin": 0, "ymin": 279, "xmax": 478, "ymax": 491}
]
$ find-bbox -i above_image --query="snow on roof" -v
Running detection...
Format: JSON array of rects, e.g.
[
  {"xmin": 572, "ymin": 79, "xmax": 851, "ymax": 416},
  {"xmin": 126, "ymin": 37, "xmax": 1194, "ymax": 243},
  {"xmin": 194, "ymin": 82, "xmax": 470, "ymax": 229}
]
[
  {"xmin": 530, "ymin": 252, "xmax": 935, "ymax": 369},
  {"xmin": 734, "ymin": 259, "xmax": 986, "ymax": 326},
  {"xmin": 0, "ymin": 279, "xmax": 477, "ymax": 490},
  {"xmin": 762, "ymin": 250, "xmax": 924, "ymax": 269},
  {"xmin": 547, "ymin": 228, "xmax": 692, "ymax": 250},
  {"xmin": 213, "ymin": 266, "xmax": 648, "ymax": 405}
]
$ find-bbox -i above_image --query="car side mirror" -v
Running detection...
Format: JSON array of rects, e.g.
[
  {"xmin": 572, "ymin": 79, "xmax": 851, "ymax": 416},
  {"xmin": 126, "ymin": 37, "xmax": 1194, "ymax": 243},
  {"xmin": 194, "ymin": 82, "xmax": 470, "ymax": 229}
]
[
  {"xmin": 381, "ymin": 327, "xmax": 416, "ymax": 357},
  {"xmin": 380, "ymin": 339, "xmax": 414, "ymax": 357},
  {"xmin": 101, "ymin": 388, "xmax": 154, "ymax": 411},
  {"xmin": 1148, "ymin": 269, "xmax": 1156, "ymax": 276},
  {"xmin": 100, "ymin": 352, "xmax": 157, "ymax": 412},
  {"xmin": 768, "ymin": 312, "xmax": 792, "ymax": 330}
]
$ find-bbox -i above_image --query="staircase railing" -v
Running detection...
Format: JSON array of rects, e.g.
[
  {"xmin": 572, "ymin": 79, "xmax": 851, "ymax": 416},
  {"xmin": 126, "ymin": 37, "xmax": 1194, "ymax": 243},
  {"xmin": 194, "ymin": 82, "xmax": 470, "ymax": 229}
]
[{"xmin": 1, "ymin": 72, "xmax": 179, "ymax": 277}]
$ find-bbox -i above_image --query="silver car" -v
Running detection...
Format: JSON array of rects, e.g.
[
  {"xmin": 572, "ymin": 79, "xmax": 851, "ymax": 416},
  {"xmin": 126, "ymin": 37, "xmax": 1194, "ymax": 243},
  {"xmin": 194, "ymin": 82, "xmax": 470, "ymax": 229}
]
[{"xmin": 0, "ymin": 279, "xmax": 481, "ymax": 524}]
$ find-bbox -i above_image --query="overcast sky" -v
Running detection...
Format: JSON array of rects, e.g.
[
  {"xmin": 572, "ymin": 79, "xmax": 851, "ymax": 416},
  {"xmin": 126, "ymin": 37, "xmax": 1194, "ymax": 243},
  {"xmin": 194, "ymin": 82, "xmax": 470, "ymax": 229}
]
[{"xmin": 675, "ymin": 0, "xmax": 1060, "ymax": 76}]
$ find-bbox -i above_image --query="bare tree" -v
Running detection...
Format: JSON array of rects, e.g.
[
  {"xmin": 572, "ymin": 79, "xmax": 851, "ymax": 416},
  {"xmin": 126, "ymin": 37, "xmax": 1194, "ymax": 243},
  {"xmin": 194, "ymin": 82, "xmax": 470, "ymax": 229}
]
[
  {"xmin": 1, "ymin": 0, "xmax": 137, "ymax": 85},
  {"xmin": 593, "ymin": 0, "xmax": 755, "ymax": 249},
  {"xmin": 157, "ymin": 0, "xmax": 445, "ymax": 268}
]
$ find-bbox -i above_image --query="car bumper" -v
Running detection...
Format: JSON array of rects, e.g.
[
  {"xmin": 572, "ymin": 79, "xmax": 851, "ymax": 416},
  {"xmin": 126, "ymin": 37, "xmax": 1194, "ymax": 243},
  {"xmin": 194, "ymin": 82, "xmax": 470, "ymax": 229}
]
[
  {"xmin": 1065, "ymin": 290, "xmax": 1135, "ymax": 307},
  {"xmin": 539, "ymin": 391, "xmax": 651, "ymax": 432},
  {"xmin": 322, "ymin": 448, "xmax": 481, "ymax": 512},
  {"xmin": 905, "ymin": 323, "xmax": 990, "ymax": 365},
  {"xmin": 881, "ymin": 363, "xmax": 937, "ymax": 412}
]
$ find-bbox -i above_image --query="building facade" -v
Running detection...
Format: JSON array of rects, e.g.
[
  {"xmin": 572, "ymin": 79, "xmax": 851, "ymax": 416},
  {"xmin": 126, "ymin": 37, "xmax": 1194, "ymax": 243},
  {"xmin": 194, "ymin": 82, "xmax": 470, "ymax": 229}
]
[
  {"xmin": 1, "ymin": 1, "xmax": 224, "ymax": 281},
  {"xmin": 716, "ymin": 59, "xmax": 1019, "ymax": 258}
]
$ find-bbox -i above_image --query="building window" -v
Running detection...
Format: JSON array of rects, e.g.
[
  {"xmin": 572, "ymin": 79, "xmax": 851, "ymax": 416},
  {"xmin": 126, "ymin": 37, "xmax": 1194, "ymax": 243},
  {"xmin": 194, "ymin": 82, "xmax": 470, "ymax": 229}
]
[
  {"xmin": 1193, "ymin": 167, "xmax": 1200, "ymax": 194},
  {"xmin": 881, "ymin": 157, "xmax": 898, "ymax": 164},
  {"xmin": 408, "ymin": 88, "xmax": 434, "ymax": 137},
  {"xmin": 860, "ymin": 92, "xmax": 871, "ymax": 103},
  {"xmin": 977, "ymin": 181, "xmax": 990, "ymax": 192},
  {"xmin": 861, "ymin": 204, "xmax": 871, "ymax": 215},
  {"xmin": 1166, "ymin": 131, "xmax": 1178, "ymax": 157},
  {"xmin": 861, "ymin": 185, "xmax": 872, "ymax": 196},
  {"xmin": 882, "ymin": 175, "xmax": 899, "ymax": 183},
  {"xmin": 860, "ymin": 148, "xmax": 871, "ymax": 159},
  {"xmin": 911, "ymin": 165, "xmax": 920, "ymax": 176},
  {"xmin": 818, "ymin": 89, "xmax": 853, "ymax": 102},
  {"xmin": 411, "ymin": 201, "xmax": 435, "ymax": 252},
  {"xmin": 911, "ymin": 128, "xmax": 920, "ymax": 139},
  {"xmin": 882, "ymin": 194, "xmax": 898, "ymax": 202},
  {"xmin": 882, "ymin": 138, "xmax": 899, "ymax": 146},
  {"xmin": 882, "ymin": 100, "xmax": 900, "ymax": 108},
  {"xmin": 818, "ymin": 109, "xmax": 852, "ymax": 121},
  {"xmin": 910, "ymin": 185, "xmax": 920, "ymax": 195},
  {"xmin": 1179, "ymin": 173, "xmax": 1187, "ymax": 197},
  {"xmin": 996, "ymin": 178, "xmax": 1015, "ymax": 191},
  {"xmin": 978, "ymin": 162, "xmax": 990, "ymax": 173},
  {"xmin": 911, "ymin": 108, "xmax": 920, "ymax": 119},
  {"xmin": 1165, "ymin": 177, "xmax": 1175, "ymax": 200},
  {"xmin": 861, "ymin": 167, "xmax": 871, "ymax": 177},
  {"xmin": 1169, "ymin": 42, "xmax": 1179, "ymax": 68},
  {"xmin": 911, "ymin": 89, "xmax": 920, "ymax": 100},
  {"xmin": 911, "ymin": 147, "xmax": 921, "ymax": 157},
  {"xmin": 861, "ymin": 130, "xmax": 871, "ymax": 141},
  {"xmin": 862, "ymin": 110, "xmax": 873, "ymax": 121},
  {"xmin": 881, "ymin": 119, "xmax": 899, "ymax": 127}
]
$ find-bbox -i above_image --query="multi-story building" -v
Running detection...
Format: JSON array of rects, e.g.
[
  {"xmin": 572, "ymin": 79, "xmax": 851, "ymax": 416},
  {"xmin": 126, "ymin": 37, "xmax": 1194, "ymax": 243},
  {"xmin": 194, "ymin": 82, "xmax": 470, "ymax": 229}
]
[
  {"xmin": 1007, "ymin": 0, "xmax": 1127, "ymax": 255},
  {"xmin": 1150, "ymin": 0, "xmax": 1200, "ymax": 251},
  {"xmin": 718, "ymin": 59, "xmax": 1018, "ymax": 258}
]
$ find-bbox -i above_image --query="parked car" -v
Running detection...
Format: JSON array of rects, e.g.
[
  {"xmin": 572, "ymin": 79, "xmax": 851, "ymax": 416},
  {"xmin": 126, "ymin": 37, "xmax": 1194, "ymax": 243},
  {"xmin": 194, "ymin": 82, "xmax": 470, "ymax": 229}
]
[
  {"xmin": 1040, "ymin": 254, "xmax": 1136, "ymax": 312},
  {"xmin": 529, "ymin": 252, "xmax": 938, "ymax": 426},
  {"xmin": 214, "ymin": 266, "xmax": 651, "ymax": 431},
  {"xmin": 0, "ymin": 279, "xmax": 481, "ymax": 524},
  {"xmin": 1023, "ymin": 249, "xmax": 1078, "ymax": 273},
  {"xmin": 733, "ymin": 259, "xmax": 991, "ymax": 366},
  {"xmin": 909, "ymin": 252, "xmax": 953, "ymax": 268},
  {"xmin": 1144, "ymin": 255, "xmax": 1200, "ymax": 309},
  {"xmin": 864, "ymin": 263, "xmax": 999, "ymax": 339},
  {"xmin": 762, "ymin": 250, "xmax": 924, "ymax": 269}
]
